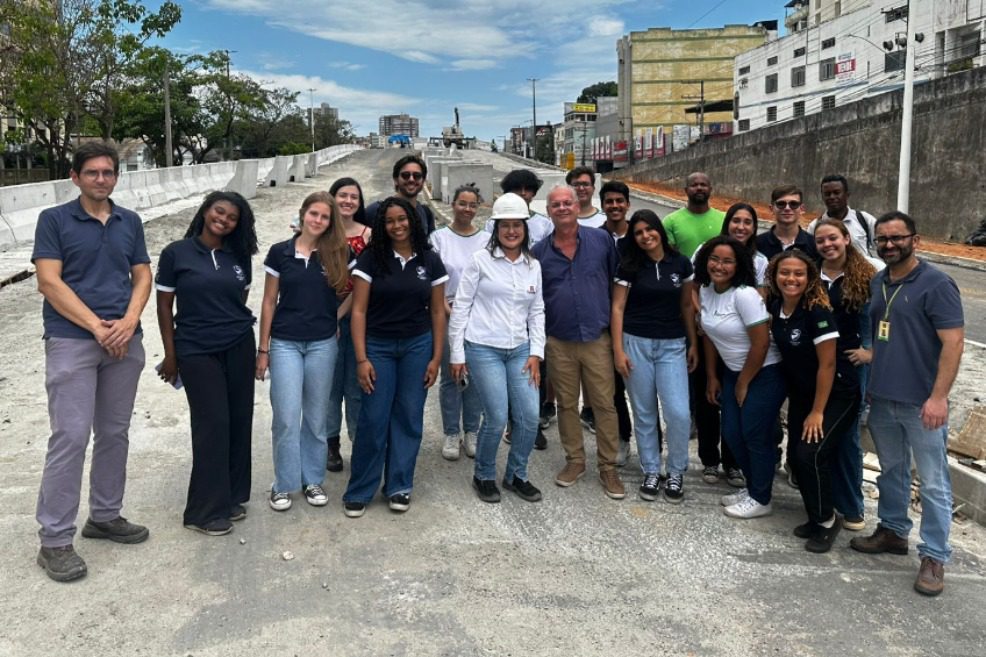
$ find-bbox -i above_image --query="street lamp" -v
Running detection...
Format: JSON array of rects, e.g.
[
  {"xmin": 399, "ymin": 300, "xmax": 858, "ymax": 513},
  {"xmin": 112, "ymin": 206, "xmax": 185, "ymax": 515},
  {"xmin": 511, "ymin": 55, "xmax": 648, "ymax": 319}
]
[
  {"xmin": 308, "ymin": 88, "xmax": 316, "ymax": 153},
  {"xmin": 527, "ymin": 77, "xmax": 538, "ymax": 160}
]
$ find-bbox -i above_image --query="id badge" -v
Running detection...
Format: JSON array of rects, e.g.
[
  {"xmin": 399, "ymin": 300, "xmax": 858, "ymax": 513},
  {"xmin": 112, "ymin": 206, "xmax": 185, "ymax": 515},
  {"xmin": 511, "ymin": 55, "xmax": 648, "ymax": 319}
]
[{"xmin": 877, "ymin": 320, "xmax": 890, "ymax": 342}]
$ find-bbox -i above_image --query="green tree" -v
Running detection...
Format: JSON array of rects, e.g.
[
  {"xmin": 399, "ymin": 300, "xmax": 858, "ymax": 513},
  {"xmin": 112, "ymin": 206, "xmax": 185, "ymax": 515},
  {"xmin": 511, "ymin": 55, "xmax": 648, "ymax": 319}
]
[{"xmin": 577, "ymin": 81, "xmax": 618, "ymax": 105}]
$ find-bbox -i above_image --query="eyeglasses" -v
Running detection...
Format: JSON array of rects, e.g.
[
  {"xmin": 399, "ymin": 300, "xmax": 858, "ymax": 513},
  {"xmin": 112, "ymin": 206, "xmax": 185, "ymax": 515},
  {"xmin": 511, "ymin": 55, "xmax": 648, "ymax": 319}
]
[
  {"xmin": 80, "ymin": 169, "xmax": 117, "ymax": 181},
  {"xmin": 399, "ymin": 171, "xmax": 424, "ymax": 181},
  {"xmin": 708, "ymin": 255, "xmax": 737, "ymax": 266},
  {"xmin": 571, "ymin": 181, "xmax": 593, "ymax": 188},
  {"xmin": 773, "ymin": 200, "xmax": 801, "ymax": 210},
  {"xmin": 874, "ymin": 234, "xmax": 915, "ymax": 246}
]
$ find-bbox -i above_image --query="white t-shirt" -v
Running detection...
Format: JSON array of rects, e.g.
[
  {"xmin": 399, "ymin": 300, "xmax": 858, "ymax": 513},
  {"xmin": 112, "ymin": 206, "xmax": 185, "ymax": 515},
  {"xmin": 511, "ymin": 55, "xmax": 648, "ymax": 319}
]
[
  {"xmin": 577, "ymin": 210, "xmax": 607, "ymax": 229},
  {"xmin": 699, "ymin": 284, "xmax": 781, "ymax": 372},
  {"xmin": 693, "ymin": 241, "xmax": 769, "ymax": 287},
  {"xmin": 429, "ymin": 227, "xmax": 490, "ymax": 300},
  {"xmin": 807, "ymin": 207, "xmax": 878, "ymax": 257}
]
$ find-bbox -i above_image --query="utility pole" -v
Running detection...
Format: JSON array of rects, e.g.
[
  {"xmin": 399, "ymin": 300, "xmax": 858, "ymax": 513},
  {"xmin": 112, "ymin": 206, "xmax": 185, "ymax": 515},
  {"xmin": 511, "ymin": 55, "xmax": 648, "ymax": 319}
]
[
  {"xmin": 527, "ymin": 77, "xmax": 538, "ymax": 160},
  {"xmin": 163, "ymin": 62, "xmax": 173, "ymax": 167},
  {"xmin": 308, "ymin": 88, "xmax": 316, "ymax": 152},
  {"xmin": 897, "ymin": 0, "xmax": 915, "ymax": 212},
  {"xmin": 222, "ymin": 49, "xmax": 237, "ymax": 161},
  {"xmin": 682, "ymin": 79, "xmax": 706, "ymax": 143}
]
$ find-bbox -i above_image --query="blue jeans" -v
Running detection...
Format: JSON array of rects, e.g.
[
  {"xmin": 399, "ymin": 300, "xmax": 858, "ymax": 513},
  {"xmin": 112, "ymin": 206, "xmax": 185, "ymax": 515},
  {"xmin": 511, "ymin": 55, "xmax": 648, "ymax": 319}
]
[
  {"xmin": 623, "ymin": 334, "xmax": 690, "ymax": 476},
  {"xmin": 721, "ymin": 364, "xmax": 786, "ymax": 505},
  {"xmin": 868, "ymin": 396, "xmax": 953, "ymax": 563},
  {"xmin": 440, "ymin": 334, "xmax": 482, "ymax": 436},
  {"xmin": 327, "ymin": 316, "xmax": 361, "ymax": 441},
  {"xmin": 466, "ymin": 341, "xmax": 539, "ymax": 482},
  {"xmin": 344, "ymin": 333, "xmax": 433, "ymax": 503},
  {"xmin": 269, "ymin": 337, "xmax": 338, "ymax": 493}
]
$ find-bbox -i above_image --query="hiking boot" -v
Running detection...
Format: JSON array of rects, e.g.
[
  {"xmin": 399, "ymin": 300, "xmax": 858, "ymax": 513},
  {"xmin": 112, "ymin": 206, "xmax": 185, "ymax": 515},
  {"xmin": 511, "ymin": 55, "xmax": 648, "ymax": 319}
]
[
  {"xmin": 184, "ymin": 518, "xmax": 233, "ymax": 536},
  {"xmin": 599, "ymin": 469, "xmax": 626, "ymax": 500},
  {"xmin": 326, "ymin": 436, "xmax": 344, "ymax": 472},
  {"xmin": 805, "ymin": 517, "xmax": 842, "ymax": 553},
  {"xmin": 702, "ymin": 466, "xmax": 720, "ymax": 484},
  {"xmin": 534, "ymin": 428, "xmax": 547, "ymax": 450},
  {"xmin": 639, "ymin": 473, "xmax": 661, "ymax": 501},
  {"xmin": 664, "ymin": 473, "xmax": 684, "ymax": 504},
  {"xmin": 472, "ymin": 477, "xmax": 501, "ymax": 503},
  {"xmin": 503, "ymin": 476, "xmax": 542, "ymax": 502},
  {"xmin": 726, "ymin": 468, "xmax": 746, "ymax": 488},
  {"xmin": 554, "ymin": 462, "xmax": 586, "ymax": 487},
  {"xmin": 464, "ymin": 431, "xmax": 478, "ymax": 458},
  {"xmin": 442, "ymin": 433, "xmax": 462, "ymax": 461},
  {"xmin": 37, "ymin": 545, "xmax": 87, "ymax": 582},
  {"xmin": 849, "ymin": 524, "xmax": 908, "ymax": 555},
  {"xmin": 81, "ymin": 516, "xmax": 149, "ymax": 544},
  {"xmin": 616, "ymin": 439, "xmax": 631, "ymax": 467},
  {"xmin": 914, "ymin": 557, "xmax": 945, "ymax": 596},
  {"xmin": 303, "ymin": 484, "xmax": 328, "ymax": 507}
]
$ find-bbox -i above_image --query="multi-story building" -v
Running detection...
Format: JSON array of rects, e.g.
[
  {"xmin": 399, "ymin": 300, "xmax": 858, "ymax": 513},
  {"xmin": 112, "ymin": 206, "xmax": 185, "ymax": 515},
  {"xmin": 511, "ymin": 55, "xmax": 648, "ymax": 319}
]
[
  {"xmin": 617, "ymin": 23, "xmax": 774, "ymax": 149},
  {"xmin": 560, "ymin": 102, "xmax": 597, "ymax": 168},
  {"xmin": 314, "ymin": 103, "xmax": 339, "ymax": 123},
  {"xmin": 378, "ymin": 113, "xmax": 419, "ymax": 137},
  {"xmin": 734, "ymin": 1, "xmax": 986, "ymax": 132}
]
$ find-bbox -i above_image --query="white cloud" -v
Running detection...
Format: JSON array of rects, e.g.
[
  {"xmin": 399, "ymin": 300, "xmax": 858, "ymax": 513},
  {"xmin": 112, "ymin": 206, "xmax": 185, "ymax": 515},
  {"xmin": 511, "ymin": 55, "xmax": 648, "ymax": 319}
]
[
  {"xmin": 328, "ymin": 61, "xmax": 366, "ymax": 72},
  {"xmin": 449, "ymin": 59, "xmax": 498, "ymax": 71}
]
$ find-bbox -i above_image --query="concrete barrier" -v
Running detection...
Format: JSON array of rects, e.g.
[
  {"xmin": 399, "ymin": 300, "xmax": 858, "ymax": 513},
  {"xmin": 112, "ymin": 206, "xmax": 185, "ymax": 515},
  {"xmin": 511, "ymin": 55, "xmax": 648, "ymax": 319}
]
[
  {"xmin": 266, "ymin": 156, "xmax": 292, "ymax": 187},
  {"xmin": 256, "ymin": 158, "xmax": 275, "ymax": 185},
  {"xmin": 0, "ymin": 181, "xmax": 59, "ymax": 244},
  {"xmin": 289, "ymin": 155, "xmax": 307, "ymax": 183},
  {"xmin": 427, "ymin": 158, "xmax": 460, "ymax": 201},
  {"xmin": 227, "ymin": 160, "xmax": 260, "ymax": 199},
  {"xmin": 444, "ymin": 163, "xmax": 494, "ymax": 206}
]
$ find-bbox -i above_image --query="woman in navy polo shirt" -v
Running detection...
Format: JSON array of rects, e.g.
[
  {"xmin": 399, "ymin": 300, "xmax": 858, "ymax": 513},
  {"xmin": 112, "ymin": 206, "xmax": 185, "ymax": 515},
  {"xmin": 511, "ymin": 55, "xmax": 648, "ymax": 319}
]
[
  {"xmin": 256, "ymin": 191, "xmax": 350, "ymax": 512},
  {"xmin": 156, "ymin": 191, "xmax": 258, "ymax": 536},
  {"xmin": 342, "ymin": 197, "xmax": 448, "ymax": 517},
  {"xmin": 767, "ymin": 249, "xmax": 861, "ymax": 552},
  {"xmin": 611, "ymin": 210, "xmax": 698, "ymax": 503}
]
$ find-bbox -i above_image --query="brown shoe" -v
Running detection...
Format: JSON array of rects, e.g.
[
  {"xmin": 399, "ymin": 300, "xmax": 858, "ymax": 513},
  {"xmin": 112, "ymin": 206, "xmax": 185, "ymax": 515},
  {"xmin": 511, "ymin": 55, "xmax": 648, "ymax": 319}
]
[
  {"xmin": 555, "ymin": 462, "xmax": 586, "ymax": 487},
  {"xmin": 914, "ymin": 557, "xmax": 945, "ymax": 596},
  {"xmin": 599, "ymin": 469, "xmax": 626, "ymax": 500},
  {"xmin": 849, "ymin": 524, "xmax": 908, "ymax": 555}
]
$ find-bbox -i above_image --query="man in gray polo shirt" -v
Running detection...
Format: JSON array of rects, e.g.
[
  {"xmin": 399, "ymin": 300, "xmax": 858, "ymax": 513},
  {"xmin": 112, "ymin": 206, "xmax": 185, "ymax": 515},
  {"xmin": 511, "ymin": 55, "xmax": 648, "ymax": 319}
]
[
  {"xmin": 849, "ymin": 211, "xmax": 964, "ymax": 597},
  {"xmin": 31, "ymin": 142, "xmax": 152, "ymax": 582}
]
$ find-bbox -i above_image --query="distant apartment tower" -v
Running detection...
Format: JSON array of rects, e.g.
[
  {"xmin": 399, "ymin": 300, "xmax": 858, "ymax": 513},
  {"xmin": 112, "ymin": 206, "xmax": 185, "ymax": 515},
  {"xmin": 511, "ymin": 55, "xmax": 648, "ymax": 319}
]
[
  {"xmin": 734, "ymin": 1, "xmax": 986, "ymax": 133},
  {"xmin": 314, "ymin": 103, "xmax": 339, "ymax": 123},
  {"xmin": 617, "ymin": 23, "xmax": 774, "ymax": 147},
  {"xmin": 379, "ymin": 113, "xmax": 419, "ymax": 137}
]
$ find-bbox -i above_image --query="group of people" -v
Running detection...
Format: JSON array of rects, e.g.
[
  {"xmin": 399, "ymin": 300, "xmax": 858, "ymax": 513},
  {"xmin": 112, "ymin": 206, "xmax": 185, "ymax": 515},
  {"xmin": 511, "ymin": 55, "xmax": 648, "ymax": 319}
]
[{"xmin": 31, "ymin": 143, "xmax": 963, "ymax": 599}]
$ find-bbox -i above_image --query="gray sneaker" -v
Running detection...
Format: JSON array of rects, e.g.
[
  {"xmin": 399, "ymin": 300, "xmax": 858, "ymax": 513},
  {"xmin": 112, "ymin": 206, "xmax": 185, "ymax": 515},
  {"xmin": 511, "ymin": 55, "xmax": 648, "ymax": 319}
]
[
  {"xmin": 37, "ymin": 545, "xmax": 87, "ymax": 582},
  {"xmin": 81, "ymin": 516, "xmax": 149, "ymax": 544}
]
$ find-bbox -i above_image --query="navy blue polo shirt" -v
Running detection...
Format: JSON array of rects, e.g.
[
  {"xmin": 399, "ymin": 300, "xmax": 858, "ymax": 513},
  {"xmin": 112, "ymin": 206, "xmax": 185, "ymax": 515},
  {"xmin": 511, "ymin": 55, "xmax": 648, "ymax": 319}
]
[
  {"xmin": 31, "ymin": 198, "xmax": 150, "ymax": 340},
  {"xmin": 616, "ymin": 253, "xmax": 693, "ymax": 340},
  {"xmin": 769, "ymin": 299, "xmax": 856, "ymax": 397},
  {"xmin": 155, "ymin": 237, "xmax": 255, "ymax": 357},
  {"xmin": 364, "ymin": 200, "xmax": 435, "ymax": 235},
  {"xmin": 263, "ymin": 237, "xmax": 342, "ymax": 342},
  {"xmin": 822, "ymin": 274, "xmax": 863, "ymax": 352},
  {"xmin": 756, "ymin": 227, "xmax": 819, "ymax": 260},
  {"xmin": 353, "ymin": 248, "xmax": 448, "ymax": 339},
  {"xmin": 532, "ymin": 226, "xmax": 618, "ymax": 342}
]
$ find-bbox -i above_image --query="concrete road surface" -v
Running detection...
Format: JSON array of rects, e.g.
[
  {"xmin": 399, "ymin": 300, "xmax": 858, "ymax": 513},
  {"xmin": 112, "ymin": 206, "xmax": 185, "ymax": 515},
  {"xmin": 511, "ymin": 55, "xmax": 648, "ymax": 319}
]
[{"xmin": 2, "ymin": 149, "xmax": 985, "ymax": 657}]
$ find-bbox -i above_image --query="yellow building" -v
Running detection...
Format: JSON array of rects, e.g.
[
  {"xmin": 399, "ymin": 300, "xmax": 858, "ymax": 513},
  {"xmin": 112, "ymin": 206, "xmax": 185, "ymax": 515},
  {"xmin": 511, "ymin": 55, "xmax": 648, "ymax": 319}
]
[{"xmin": 617, "ymin": 24, "xmax": 774, "ymax": 145}]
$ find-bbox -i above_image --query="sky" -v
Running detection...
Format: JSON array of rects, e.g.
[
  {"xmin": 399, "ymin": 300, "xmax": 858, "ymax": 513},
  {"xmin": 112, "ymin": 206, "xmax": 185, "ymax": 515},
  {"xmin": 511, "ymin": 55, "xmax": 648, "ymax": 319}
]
[{"xmin": 153, "ymin": 0, "xmax": 782, "ymax": 141}]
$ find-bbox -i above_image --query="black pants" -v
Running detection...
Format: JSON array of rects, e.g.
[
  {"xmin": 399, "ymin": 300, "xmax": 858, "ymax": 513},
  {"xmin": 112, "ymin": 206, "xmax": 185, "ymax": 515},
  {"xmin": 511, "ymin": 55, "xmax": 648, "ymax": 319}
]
[
  {"xmin": 178, "ymin": 333, "xmax": 255, "ymax": 526},
  {"xmin": 690, "ymin": 346, "xmax": 736, "ymax": 469},
  {"xmin": 788, "ymin": 389, "xmax": 861, "ymax": 524}
]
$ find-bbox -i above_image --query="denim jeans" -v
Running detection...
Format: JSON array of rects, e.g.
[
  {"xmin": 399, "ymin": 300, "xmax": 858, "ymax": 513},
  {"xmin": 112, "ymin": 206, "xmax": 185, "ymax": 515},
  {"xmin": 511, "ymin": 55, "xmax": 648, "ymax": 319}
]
[
  {"xmin": 344, "ymin": 332, "xmax": 433, "ymax": 503},
  {"xmin": 623, "ymin": 334, "xmax": 690, "ymax": 476},
  {"xmin": 440, "ymin": 334, "xmax": 482, "ymax": 436},
  {"xmin": 720, "ymin": 364, "xmax": 786, "ymax": 505},
  {"xmin": 327, "ymin": 316, "xmax": 361, "ymax": 442},
  {"xmin": 269, "ymin": 337, "xmax": 338, "ymax": 493},
  {"xmin": 868, "ymin": 396, "xmax": 953, "ymax": 563},
  {"xmin": 465, "ymin": 341, "xmax": 539, "ymax": 482}
]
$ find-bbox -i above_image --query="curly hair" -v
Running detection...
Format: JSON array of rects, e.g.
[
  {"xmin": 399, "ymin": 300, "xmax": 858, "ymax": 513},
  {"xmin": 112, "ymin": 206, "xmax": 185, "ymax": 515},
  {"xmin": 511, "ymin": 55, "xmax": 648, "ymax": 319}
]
[
  {"xmin": 295, "ymin": 192, "xmax": 350, "ymax": 295},
  {"xmin": 814, "ymin": 218, "xmax": 875, "ymax": 311},
  {"xmin": 721, "ymin": 202, "xmax": 759, "ymax": 256},
  {"xmin": 184, "ymin": 191, "xmax": 258, "ymax": 267},
  {"xmin": 693, "ymin": 236, "xmax": 757, "ymax": 289},
  {"xmin": 767, "ymin": 249, "xmax": 831, "ymax": 311},
  {"xmin": 619, "ymin": 209, "xmax": 675, "ymax": 274},
  {"xmin": 366, "ymin": 196, "xmax": 432, "ymax": 277}
]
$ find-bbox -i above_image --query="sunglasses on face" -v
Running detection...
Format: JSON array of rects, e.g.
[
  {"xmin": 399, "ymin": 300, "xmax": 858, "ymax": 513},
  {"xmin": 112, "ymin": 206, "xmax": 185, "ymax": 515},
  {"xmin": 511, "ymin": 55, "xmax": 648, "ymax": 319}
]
[
  {"xmin": 774, "ymin": 200, "xmax": 801, "ymax": 210},
  {"xmin": 399, "ymin": 171, "xmax": 424, "ymax": 181}
]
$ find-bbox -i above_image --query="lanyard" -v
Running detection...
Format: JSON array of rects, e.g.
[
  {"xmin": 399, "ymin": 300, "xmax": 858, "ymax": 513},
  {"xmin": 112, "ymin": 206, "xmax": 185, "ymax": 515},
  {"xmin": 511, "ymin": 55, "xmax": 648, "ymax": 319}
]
[{"xmin": 881, "ymin": 280, "xmax": 905, "ymax": 320}]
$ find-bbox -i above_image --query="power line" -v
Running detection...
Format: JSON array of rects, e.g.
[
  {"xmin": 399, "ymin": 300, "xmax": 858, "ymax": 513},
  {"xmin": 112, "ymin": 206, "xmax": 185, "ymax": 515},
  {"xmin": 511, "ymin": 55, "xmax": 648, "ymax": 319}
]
[{"xmin": 686, "ymin": 0, "xmax": 731, "ymax": 30}]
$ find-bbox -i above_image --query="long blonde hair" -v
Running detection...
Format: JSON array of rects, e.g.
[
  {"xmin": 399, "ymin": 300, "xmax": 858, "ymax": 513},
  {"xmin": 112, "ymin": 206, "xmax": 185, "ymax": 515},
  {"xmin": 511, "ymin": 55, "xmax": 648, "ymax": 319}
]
[{"xmin": 299, "ymin": 192, "xmax": 349, "ymax": 295}]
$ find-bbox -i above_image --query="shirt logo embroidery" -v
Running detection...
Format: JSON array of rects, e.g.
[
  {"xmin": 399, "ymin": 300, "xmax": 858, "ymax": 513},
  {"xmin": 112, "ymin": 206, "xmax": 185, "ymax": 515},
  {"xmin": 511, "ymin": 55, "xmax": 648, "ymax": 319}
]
[
  {"xmin": 232, "ymin": 265, "xmax": 246, "ymax": 282},
  {"xmin": 528, "ymin": 285, "xmax": 536, "ymax": 294},
  {"xmin": 415, "ymin": 265, "xmax": 428, "ymax": 281},
  {"xmin": 670, "ymin": 273, "xmax": 681, "ymax": 288},
  {"xmin": 817, "ymin": 320, "xmax": 829, "ymax": 329},
  {"xmin": 789, "ymin": 328, "xmax": 802, "ymax": 346}
]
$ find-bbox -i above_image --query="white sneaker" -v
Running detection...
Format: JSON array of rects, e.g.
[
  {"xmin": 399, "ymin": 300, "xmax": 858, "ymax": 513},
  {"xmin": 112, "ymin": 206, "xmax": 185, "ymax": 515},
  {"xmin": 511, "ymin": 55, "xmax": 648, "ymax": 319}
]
[
  {"xmin": 441, "ymin": 434, "xmax": 461, "ymax": 461},
  {"xmin": 720, "ymin": 488, "xmax": 749, "ymax": 507},
  {"xmin": 463, "ymin": 431, "xmax": 478, "ymax": 458},
  {"xmin": 723, "ymin": 496, "xmax": 772, "ymax": 519},
  {"xmin": 615, "ymin": 440, "xmax": 631, "ymax": 467}
]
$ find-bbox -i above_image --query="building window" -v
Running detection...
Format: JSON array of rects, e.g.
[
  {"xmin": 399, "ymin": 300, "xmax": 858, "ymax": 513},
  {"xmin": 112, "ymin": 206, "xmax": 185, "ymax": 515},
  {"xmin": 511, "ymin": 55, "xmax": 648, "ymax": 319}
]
[
  {"xmin": 794, "ymin": 46, "xmax": 806, "ymax": 58},
  {"xmin": 791, "ymin": 65, "xmax": 806, "ymax": 87},
  {"xmin": 767, "ymin": 56, "xmax": 778, "ymax": 66},
  {"xmin": 822, "ymin": 95, "xmax": 836, "ymax": 110},
  {"xmin": 738, "ymin": 65, "xmax": 750, "ymax": 75},
  {"xmin": 767, "ymin": 106, "xmax": 778, "ymax": 122},
  {"xmin": 884, "ymin": 49, "xmax": 906, "ymax": 72},
  {"xmin": 819, "ymin": 57, "xmax": 836, "ymax": 81},
  {"xmin": 765, "ymin": 73, "xmax": 778, "ymax": 94},
  {"xmin": 822, "ymin": 37, "xmax": 836, "ymax": 50},
  {"xmin": 885, "ymin": 5, "xmax": 908, "ymax": 22},
  {"xmin": 738, "ymin": 119, "xmax": 750, "ymax": 131},
  {"xmin": 793, "ymin": 101, "xmax": 805, "ymax": 118}
]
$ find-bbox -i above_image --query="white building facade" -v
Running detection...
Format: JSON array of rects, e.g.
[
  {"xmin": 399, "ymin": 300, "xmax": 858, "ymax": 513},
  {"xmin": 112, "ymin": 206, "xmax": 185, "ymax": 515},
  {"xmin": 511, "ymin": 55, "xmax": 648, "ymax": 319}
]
[{"xmin": 734, "ymin": 1, "xmax": 986, "ymax": 132}]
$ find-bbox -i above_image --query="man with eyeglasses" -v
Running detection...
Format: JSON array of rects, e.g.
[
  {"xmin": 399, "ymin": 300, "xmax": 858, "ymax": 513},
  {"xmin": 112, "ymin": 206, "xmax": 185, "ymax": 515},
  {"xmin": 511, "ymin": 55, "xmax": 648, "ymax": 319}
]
[
  {"xmin": 31, "ymin": 141, "xmax": 152, "ymax": 582},
  {"xmin": 756, "ymin": 185, "xmax": 819, "ymax": 260},
  {"xmin": 565, "ymin": 166, "xmax": 606, "ymax": 228},
  {"xmin": 849, "ymin": 211, "xmax": 964, "ymax": 598},
  {"xmin": 365, "ymin": 154, "xmax": 436, "ymax": 235},
  {"xmin": 807, "ymin": 174, "xmax": 877, "ymax": 256}
]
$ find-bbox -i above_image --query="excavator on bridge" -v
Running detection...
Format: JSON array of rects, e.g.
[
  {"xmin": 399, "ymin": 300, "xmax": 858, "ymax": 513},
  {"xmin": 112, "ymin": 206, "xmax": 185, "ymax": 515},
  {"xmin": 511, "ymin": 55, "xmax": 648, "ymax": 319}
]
[{"xmin": 442, "ymin": 107, "xmax": 465, "ymax": 148}]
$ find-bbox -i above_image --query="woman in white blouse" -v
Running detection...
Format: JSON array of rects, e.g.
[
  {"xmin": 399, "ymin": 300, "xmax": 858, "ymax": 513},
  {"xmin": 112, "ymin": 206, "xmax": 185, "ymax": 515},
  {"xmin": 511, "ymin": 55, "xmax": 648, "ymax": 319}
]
[{"xmin": 449, "ymin": 193, "xmax": 546, "ymax": 504}]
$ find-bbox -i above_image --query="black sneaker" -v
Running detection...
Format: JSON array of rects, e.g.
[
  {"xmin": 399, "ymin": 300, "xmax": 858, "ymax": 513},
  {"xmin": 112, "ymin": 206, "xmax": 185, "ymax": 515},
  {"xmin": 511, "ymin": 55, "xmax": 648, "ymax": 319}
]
[
  {"xmin": 805, "ymin": 517, "xmax": 842, "ymax": 553},
  {"xmin": 639, "ymin": 473, "xmax": 661, "ymax": 501},
  {"xmin": 230, "ymin": 504, "xmax": 247, "ymax": 521},
  {"xmin": 184, "ymin": 518, "xmax": 233, "ymax": 536},
  {"xmin": 793, "ymin": 520, "xmax": 820, "ymax": 538},
  {"xmin": 664, "ymin": 473, "xmax": 684, "ymax": 503},
  {"xmin": 81, "ymin": 516, "xmax": 149, "ymax": 544},
  {"xmin": 579, "ymin": 407, "xmax": 596, "ymax": 434},
  {"xmin": 472, "ymin": 477, "xmax": 501, "ymax": 503},
  {"xmin": 502, "ymin": 475, "xmax": 542, "ymax": 502},
  {"xmin": 37, "ymin": 545, "xmax": 87, "ymax": 582},
  {"xmin": 389, "ymin": 493, "xmax": 411, "ymax": 513},
  {"xmin": 534, "ymin": 427, "xmax": 547, "ymax": 450},
  {"xmin": 343, "ymin": 501, "xmax": 366, "ymax": 518}
]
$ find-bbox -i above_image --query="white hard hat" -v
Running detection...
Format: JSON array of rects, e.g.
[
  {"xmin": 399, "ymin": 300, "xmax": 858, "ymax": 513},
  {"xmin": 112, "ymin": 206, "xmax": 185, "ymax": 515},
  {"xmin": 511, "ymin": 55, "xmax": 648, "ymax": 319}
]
[{"xmin": 489, "ymin": 193, "xmax": 530, "ymax": 220}]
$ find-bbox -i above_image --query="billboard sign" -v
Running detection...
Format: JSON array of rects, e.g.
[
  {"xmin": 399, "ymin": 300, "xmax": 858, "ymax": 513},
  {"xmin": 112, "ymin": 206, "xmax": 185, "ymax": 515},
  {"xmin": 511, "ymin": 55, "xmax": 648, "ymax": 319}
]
[
  {"xmin": 836, "ymin": 52, "xmax": 856, "ymax": 82},
  {"xmin": 572, "ymin": 103, "xmax": 597, "ymax": 113}
]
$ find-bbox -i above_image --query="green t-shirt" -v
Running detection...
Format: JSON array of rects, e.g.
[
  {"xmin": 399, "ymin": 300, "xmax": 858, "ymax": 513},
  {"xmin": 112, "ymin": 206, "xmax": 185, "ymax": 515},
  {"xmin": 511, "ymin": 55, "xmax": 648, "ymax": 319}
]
[{"xmin": 662, "ymin": 207, "xmax": 726, "ymax": 258}]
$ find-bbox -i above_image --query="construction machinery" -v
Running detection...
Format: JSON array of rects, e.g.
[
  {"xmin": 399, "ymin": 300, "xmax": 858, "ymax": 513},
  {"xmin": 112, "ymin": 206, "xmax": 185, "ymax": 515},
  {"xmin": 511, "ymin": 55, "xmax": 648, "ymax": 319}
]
[{"xmin": 442, "ymin": 108, "xmax": 465, "ymax": 148}]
